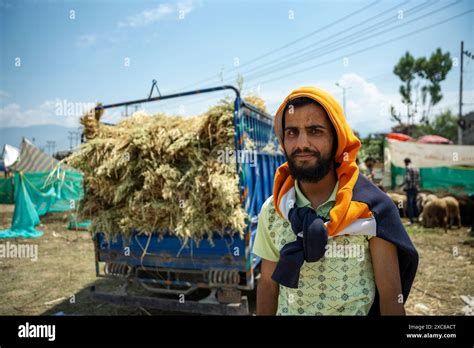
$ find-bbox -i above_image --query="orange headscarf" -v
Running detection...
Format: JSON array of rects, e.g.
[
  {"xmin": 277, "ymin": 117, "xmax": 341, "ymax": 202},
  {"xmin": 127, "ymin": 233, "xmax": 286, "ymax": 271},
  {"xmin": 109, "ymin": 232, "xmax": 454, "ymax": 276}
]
[{"xmin": 272, "ymin": 86, "xmax": 372, "ymax": 237}]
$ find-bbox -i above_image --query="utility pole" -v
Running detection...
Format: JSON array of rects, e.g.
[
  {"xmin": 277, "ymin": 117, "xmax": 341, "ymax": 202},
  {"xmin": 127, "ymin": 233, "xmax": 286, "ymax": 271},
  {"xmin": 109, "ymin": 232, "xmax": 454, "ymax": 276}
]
[
  {"xmin": 457, "ymin": 41, "xmax": 474, "ymax": 144},
  {"xmin": 335, "ymin": 82, "xmax": 351, "ymax": 117},
  {"xmin": 46, "ymin": 141, "xmax": 53, "ymax": 155},
  {"xmin": 74, "ymin": 131, "xmax": 80, "ymax": 148},
  {"xmin": 458, "ymin": 41, "xmax": 464, "ymax": 145},
  {"xmin": 122, "ymin": 105, "xmax": 129, "ymax": 118},
  {"xmin": 68, "ymin": 131, "xmax": 74, "ymax": 150},
  {"xmin": 46, "ymin": 140, "xmax": 57, "ymax": 156},
  {"xmin": 69, "ymin": 131, "xmax": 81, "ymax": 149}
]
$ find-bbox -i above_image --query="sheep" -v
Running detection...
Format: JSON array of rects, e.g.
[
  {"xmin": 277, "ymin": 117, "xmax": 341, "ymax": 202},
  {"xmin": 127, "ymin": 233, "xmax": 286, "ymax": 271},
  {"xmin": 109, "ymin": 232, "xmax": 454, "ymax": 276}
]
[
  {"xmin": 387, "ymin": 192, "xmax": 406, "ymax": 217},
  {"xmin": 417, "ymin": 193, "xmax": 438, "ymax": 215},
  {"xmin": 454, "ymin": 194, "xmax": 474, "ymax": 226},
  {"xmin": 441, "ymin": 196, "xmax": 462, "ymax": 229},
  {"xmin": 417, "ymin": 192, "xmax": 427, "ymax": 214},
  {"xmin": 424, "ymin": 194, "xmax": 438, "ymax": 205},
  {"xmin": 419, "ymin": 198, "xmax": 448, "ymax": 232}
]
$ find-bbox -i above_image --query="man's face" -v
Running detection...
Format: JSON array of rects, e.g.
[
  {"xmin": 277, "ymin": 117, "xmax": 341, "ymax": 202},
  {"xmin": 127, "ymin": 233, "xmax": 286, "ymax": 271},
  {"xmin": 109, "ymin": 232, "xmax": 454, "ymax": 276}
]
[{"xmin": 283, "ymin": 102, "xmax": 336, "ymax": 182}]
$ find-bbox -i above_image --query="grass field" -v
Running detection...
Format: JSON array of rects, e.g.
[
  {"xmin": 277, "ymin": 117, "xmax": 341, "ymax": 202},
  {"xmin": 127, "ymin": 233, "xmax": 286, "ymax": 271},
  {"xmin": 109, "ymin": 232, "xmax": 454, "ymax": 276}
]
[{"xmin": 0, "ymin": 204, "xmax": 472, "ymax": 316}]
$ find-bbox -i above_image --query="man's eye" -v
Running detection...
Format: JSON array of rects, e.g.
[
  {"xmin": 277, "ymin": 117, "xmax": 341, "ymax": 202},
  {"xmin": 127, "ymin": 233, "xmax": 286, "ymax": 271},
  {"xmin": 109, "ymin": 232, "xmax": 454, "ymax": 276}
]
[
  {"xmin": 311, "ymin": 129, "xmax": 322, "ymax": 135},
  {"xmin": 287, "ymin": 130, "xmax": 296, "ymax": 136}
]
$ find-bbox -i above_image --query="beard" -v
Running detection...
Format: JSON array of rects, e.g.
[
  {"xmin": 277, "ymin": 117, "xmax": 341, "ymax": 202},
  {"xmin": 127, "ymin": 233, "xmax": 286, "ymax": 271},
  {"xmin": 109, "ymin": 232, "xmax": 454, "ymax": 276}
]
[{"xmin": 286, "ymin": 148, "xmax": 334, "ymax": 183}]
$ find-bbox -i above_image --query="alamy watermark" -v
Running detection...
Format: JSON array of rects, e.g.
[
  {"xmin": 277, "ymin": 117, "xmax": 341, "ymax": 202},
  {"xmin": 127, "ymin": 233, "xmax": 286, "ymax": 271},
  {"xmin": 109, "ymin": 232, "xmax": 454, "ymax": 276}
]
[
  {"xmin": 217, "ymin": 147, "xmax": 257, "ymax": 167},
  {"xmin": 0, "ymin": 241, "xmax": 38, "ymax": 262},
  {"xmin": 324, "ymin": 240, "xmax": 365, "ymax": 262},
  {"xmin": 55, "ymin": 99, "xmax": 96, "ymax": 117}
]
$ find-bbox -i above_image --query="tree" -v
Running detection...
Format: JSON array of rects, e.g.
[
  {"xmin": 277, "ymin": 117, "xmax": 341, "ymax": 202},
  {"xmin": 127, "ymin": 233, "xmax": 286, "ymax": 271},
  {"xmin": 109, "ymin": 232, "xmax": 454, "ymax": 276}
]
[
  {"xmin": 416, "ymin": 49, "xmax": 452, "ymax": 123},
  {"xmin": 393, "ymin": 52, "xmax": 420, "ymax": 125},
  {"xmin": 411, "ymin": 110, "xmax": 458, "ymax": 142},
  {"xmin": 393, "ymin": 48, "xmax": 452, "ymax": 126},
  {"xmin": 359, "ymin": 134, "xmax": 384, "ymax": 162}
]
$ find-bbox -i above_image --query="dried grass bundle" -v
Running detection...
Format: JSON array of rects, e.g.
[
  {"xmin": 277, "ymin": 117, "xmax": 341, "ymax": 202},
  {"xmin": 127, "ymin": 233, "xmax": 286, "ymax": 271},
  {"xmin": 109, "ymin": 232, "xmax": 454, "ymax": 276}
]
[{"xmin": 68, "ymin": 97, "xmax": 265, "ymax": 243}]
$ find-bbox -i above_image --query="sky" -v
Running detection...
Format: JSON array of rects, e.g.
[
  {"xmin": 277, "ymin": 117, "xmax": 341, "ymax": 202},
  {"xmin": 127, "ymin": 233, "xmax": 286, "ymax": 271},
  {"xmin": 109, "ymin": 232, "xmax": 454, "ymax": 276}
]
[{"xmin": 0, "ymin": 0, "xmax": 473, "ymax": 150}]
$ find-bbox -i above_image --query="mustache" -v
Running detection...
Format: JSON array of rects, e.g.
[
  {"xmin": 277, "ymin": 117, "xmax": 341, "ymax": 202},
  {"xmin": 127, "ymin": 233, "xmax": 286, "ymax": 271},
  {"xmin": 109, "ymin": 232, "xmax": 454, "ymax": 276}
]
[{"xmin": 290, "ymin": 148, "xmax": 321, "ymax": 158}]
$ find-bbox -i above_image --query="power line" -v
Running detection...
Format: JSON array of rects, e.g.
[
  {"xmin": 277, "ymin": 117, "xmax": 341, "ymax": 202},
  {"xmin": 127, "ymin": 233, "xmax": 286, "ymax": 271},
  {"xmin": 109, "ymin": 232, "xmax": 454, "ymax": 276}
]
[
  {"xmin": 105, "ymin": 5, "xmax": 470, "ymax": 119},
  {"xmin": 177, "ymin": 0, "xmax": 438, "ymax": 93},
  {"xmin": 170, "ymin": 0, "xmax": 382, "ymax": 93},
  {"xmin": 237, "ymin": 1, "xmax": 383, "ymax": 70},
  {"xmin": 238, "ymin": 0, "xmax": 458, "ymax": 86},
  {"xmin": 365, "ymin": 72, "xmax": 396, "ymax": 82},
  {"xmin": 243, "ymin": 9, "xmax": 473, "ymax": 90},
  {"xmin": 222, "ymin": 0, "xmax": 426, "ymax": 85}
]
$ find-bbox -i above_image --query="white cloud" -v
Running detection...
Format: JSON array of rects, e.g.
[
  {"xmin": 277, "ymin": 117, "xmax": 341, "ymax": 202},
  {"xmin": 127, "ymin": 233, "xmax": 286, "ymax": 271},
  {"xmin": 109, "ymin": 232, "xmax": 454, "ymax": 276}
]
[
  {"xmin": 247, "ymin": 73, "xmax": 473, "ymax": 137},
  {"xmin": 0, "ymin": 99, "xmax": 94, "ymax": 128},
  {"xmin": 4, "ymin": 73, "xmax": 470, "ymax": 132},
  {"xmin": 337, "ymin": 73, "xmax": 473, "ymax": 135},
  {"xmin": 118, "ymin": 4, "xmax": 173, "ymax": 28},
  {"xmin": 118, "ymin": 0, "xmax": 195, "ymax": 28},
  {"xmin": 177, "ymin": 0, "xmax": 195, "ymax": 17},
  {"xmin": 76, "ymin": 1, "xmax": 197, "ymax": 48},
  {"xmin": 76, "ymin": 34, "xmax": 97, "ymax": 48},
  {"xmin": 334, "ymin": 73, "xmax": 399, "ymax": 135},
  {"xmin": 0, "ymin": 98, "xmax": 134, "ymax": 128}
]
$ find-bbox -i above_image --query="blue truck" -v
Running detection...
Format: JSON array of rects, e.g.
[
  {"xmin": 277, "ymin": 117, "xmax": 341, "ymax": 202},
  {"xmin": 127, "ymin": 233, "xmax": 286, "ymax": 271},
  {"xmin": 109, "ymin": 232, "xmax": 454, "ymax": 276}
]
[{"xmin": 90, "ymin": 85, "xmax": 285, "ymax": 315}]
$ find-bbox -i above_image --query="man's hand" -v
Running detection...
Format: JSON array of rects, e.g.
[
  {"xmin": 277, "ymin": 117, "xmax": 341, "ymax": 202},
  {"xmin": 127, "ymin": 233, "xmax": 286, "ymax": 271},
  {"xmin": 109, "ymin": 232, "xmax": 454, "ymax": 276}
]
[
  {"xmin": 369, "ymin": 237, "xmax": 406, "ymax": 315},
  {"xmin": 256, "ymin": 259, "xmax": 279, "ymax": 315}
]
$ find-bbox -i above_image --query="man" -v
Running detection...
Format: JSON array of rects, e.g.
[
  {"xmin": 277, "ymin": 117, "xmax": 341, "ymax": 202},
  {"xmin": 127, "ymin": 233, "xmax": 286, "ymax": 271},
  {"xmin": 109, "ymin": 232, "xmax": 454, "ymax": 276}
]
[
  {"xmin": 402, "ymin": 157, "xmax": 420, "ymax": 225},
  {"xmin": 363, "ymin": 156, "xmax": 376, "ymax": 183},
  {"xmin": 252, "ymin": 86, "xmax": 418, "ymax": 315}
]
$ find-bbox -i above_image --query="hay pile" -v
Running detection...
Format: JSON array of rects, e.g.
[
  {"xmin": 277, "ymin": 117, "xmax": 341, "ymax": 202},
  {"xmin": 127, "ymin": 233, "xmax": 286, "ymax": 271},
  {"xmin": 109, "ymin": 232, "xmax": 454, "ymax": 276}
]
[
  {"xmin": 244, "ymin": 94, "xmax": 267, "ymax": 113},
  {"xmin": 66, "ymin": 97, "xmax": 266, "ymax": 243}
]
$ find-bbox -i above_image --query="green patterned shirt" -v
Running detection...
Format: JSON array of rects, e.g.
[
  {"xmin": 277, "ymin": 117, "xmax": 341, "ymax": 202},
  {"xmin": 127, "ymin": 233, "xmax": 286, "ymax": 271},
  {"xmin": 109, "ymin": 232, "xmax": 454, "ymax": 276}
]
[{"xmin": 253, "ymin": 180, "xmax": 376, "ymax": 315}]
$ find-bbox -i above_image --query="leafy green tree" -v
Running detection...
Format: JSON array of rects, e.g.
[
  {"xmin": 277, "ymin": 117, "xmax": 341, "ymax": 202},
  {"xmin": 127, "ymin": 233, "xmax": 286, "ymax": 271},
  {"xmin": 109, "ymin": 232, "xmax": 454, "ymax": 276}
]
[
  {"xmin": 416, "ymin": 49, "xmax": 452, "ymax": 123},
  {"xmin": 393, "ymin": 48, "xmax": 452, "ymax": 125},
  {"xmin": 359, "ymin": 135, "xmax": 384, "ymax": 162},
  {"xmin": 393, "ymin": 52, "xmax": 419, "ymax": 125},
  {"xmin": 411, "ymin": 110, "xmax": 458, "ymax": 142}
]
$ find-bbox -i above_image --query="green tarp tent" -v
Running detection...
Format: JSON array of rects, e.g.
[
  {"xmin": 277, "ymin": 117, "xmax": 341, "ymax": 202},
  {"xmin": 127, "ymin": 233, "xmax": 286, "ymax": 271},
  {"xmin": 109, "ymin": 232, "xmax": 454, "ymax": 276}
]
[
  {"xmin": 0, "ymin": 138, "xmax": 87, "ymax": 238},
  {"xmin": 0, "ymin": 177, "xmax": 14, "ymax": 204},
  {"xmin": 384, "ymin": 138, "xmax": 474, "ymax": 195},
  {"xmin": 0, "ymin": 170, "xmax": 85, "ymax": 238},
  {"xmin": 390, "ymin": 164, "xmax": 474, "ymax": 195}
]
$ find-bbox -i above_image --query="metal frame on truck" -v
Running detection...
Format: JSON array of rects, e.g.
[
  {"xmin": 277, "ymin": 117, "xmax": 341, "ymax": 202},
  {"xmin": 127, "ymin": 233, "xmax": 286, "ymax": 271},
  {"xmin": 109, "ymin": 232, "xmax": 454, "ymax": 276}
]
[{"xmin": 89, "ymin": 85, "xmax": 285, "ymax": 315}]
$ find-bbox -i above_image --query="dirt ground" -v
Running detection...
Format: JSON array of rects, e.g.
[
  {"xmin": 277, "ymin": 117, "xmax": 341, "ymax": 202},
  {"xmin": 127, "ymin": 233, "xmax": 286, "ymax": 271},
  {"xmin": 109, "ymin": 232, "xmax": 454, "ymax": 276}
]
[{"xmin": 0, "ymin": 204, "xmax": 472, "ymax": 316}]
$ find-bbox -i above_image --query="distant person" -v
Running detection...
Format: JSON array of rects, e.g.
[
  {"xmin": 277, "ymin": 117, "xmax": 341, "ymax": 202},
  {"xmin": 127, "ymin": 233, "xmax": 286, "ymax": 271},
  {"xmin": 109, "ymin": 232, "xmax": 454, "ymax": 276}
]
[
  {"xmin": 402, "ymin": 158, "xmax": 420, "ymax": 224},
  {"xmin": 364, "ymin": 156, "xmax": 376, "ymax": 183}
]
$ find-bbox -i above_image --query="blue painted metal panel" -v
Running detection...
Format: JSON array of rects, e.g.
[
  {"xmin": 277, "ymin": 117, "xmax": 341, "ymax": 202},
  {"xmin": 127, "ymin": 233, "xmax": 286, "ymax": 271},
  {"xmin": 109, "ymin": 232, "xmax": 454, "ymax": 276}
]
[{"xmin": 96, "ymin": 232, "xmax": 246, "ymax": 271}]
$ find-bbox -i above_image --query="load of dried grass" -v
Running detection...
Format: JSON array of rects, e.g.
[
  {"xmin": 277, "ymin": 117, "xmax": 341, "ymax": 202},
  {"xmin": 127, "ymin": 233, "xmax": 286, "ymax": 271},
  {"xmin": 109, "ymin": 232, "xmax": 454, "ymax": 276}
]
[{"xmin": 67, "ymin": 97, "xmax": 266, "ymax": 244}]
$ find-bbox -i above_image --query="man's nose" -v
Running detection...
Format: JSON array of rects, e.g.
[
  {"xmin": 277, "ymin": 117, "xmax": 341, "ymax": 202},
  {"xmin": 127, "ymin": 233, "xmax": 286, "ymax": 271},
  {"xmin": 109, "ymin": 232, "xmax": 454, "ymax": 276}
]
[{"xmin": 295, "ymin": 131, "xmax": 311, "ymax": 150}]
